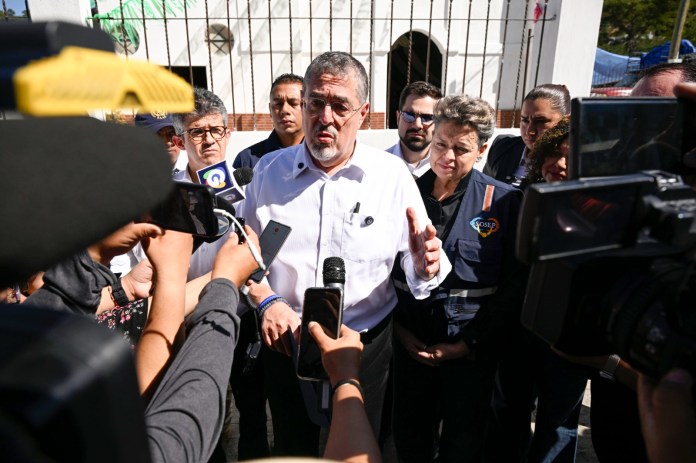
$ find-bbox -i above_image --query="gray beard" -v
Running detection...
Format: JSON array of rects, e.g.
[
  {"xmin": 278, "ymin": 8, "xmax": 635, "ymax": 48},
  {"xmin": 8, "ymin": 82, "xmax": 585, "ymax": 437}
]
[{"xmin": 309, "ymin": 143, "xmax": 339, "ymax": 163}]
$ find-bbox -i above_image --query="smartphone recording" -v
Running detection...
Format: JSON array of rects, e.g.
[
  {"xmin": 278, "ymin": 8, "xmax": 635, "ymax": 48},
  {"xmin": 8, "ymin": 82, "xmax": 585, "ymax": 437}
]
[
  {"xmin": 145, "ymin": 181, "xmax": 220, "ymax": 237},
  {"xmin": 296, "ymin": 286, "xmax": 343, "ymax": 381}
]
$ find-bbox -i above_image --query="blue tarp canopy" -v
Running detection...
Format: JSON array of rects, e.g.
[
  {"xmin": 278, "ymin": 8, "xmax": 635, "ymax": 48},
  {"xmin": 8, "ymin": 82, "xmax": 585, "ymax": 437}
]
[
  {"xmin": 640, "ymin": 39, "xmax": 696, "ymax": 69},
  {"xmin": 593, "ymin": 48, "xmax": 640, "ymax": 86}
]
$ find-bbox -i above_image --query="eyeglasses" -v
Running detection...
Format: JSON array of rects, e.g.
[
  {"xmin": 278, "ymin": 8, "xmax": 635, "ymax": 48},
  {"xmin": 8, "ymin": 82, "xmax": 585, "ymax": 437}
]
[
  {"xmin": 303, "ymin": 97, "xmax": 360, "ymax": 119},
  {"xmin": 400, "ymin": 110, "xmax": 435, "ymax": 125},
  {"xmin": 183, "ymin": 126, "xmax": 227, "ymax": 142}
]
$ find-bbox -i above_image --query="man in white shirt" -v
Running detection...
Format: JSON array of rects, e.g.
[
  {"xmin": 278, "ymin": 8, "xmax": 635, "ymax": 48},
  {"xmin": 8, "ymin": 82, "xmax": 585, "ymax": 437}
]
[
  {"xmin": 386, "ymin": 81, "xmax": 442, "ymax": 178},
  {"xmin": 239, "ymin": 51, "xmax": 451, "ymax": 456}
]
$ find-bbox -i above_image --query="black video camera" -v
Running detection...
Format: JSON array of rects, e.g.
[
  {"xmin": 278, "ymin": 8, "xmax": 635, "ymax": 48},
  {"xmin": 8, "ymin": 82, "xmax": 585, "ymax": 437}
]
[{"xmin": 517, "ymin": 168, "xmax": 696, "ymax": 380}]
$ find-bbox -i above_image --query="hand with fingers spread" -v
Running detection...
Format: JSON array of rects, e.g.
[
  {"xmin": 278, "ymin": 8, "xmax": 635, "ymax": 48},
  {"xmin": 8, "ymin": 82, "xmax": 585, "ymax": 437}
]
[{"xmin": 406, "ymin": 207, "xmax": 441, "ymax": 281}]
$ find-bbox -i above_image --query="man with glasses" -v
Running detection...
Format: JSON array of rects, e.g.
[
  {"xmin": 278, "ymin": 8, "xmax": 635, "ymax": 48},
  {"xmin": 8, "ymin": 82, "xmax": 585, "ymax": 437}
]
[
  {"xmin": 171, "ymin": 88, "xmax": 231, "ymax": 281},
  {"xmin": 238, "ymin": 51, "xmax": 451, "ymax": 457},
  {"xmin": 387, "ymin": 81, "xmax": 442, "ymax": 178},
  {"xmin": 172, "ymin": 88, "xmax": 230, "ymax": 185}
]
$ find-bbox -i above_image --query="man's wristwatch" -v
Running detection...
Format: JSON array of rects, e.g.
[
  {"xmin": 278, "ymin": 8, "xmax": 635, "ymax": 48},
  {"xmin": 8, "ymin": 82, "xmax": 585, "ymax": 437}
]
[{"xmin": 599, "ymin": 354, "xmax": 621, "ymax": 381}]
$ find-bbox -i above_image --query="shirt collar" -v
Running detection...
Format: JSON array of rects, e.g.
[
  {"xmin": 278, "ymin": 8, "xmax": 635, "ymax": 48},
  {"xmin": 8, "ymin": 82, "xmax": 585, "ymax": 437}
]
[{"xmin": 292, "ymin": 141, "xmax": 367, "ymax": 180}]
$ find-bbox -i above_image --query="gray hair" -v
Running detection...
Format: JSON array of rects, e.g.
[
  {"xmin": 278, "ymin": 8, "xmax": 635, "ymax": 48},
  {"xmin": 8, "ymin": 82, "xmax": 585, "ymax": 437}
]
[
  {"xmin": 172, "ymin": 87, "xmax": 228, "ymax": 133},
  {"xmin": 303, "ymin": 51, "xmax": 369, "ymax": 104},
  {"xmin": 433, "ymin": 94, "xmax": 496, "ymax": 147}
]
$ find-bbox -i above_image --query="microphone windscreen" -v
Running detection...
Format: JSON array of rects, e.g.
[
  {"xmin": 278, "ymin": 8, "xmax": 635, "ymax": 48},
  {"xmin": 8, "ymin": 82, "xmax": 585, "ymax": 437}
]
[
  {"xmin": 233, "ymin": 166, "xmax": 254, "ymax": 186},
  {"xmin": 323, "ymin": 256, "xmax": 346, "ymax": 285}
]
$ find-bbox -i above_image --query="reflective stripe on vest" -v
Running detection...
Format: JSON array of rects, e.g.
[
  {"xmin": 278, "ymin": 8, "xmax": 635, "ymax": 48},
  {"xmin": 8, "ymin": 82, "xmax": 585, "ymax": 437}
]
[{"xmin": 393, "ymin": 279, "xmax": 498, "ymax": 298}]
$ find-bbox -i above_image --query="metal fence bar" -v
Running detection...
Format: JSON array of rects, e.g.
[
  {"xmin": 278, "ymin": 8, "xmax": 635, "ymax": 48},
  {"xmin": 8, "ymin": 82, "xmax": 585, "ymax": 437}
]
[
  {"xmin": 140, "ymin": 0, "xmax": 150, "ymax": 60},
  {"xmin": 329, "ymin": 0, "xmax": 333, "ymax": 51},
  {"xmin": 406, "ymin": 0, "xmax": 414, "ymax": 85},
  {"xmin": 513, "ymin": 0, "xmax": 532, "ymax": 118},
  {"xmin": 182, "ymin": 0, "xmax": 194, "ymax": 85},
  {"xmin": 495, "ymin": 0, "xmax": 512, "ymax": 125},
  {"xmin": 225, "ymin": 0, "xmax": 237, "ymax": 130},
  {"xmin": 118, "ymin": 0, "xmax": 129, "ymax": 59},
  {"xmin": 349, "ymin": 0, "xmax": 353, "ymax": 55},
  {"xmin": 385, "ymin": 0, "xmax": 395, "ymax": 127},
  {"xmin": 288, "ymin": 0, "xmax": 294, "ymax": 74},
  {"xmin": 309, "ymin": 0, "xmax": 313, "ymax": 61},
  {"xmin": 425, "ymin": 0, "xmax": 434, "ymax": 82},
  {"xmin": 479, "ymin": 0, "xmax": 492, "ymax": 98},
  {"xmin": 247, "ymin": 0, "xmax": 257, "ymax": 130},
  {"xmin": 204, "ymin": 0, "xmax": 215, "ymax": 93},
  {"xmin": 462, "ymin": 0, "xmax": 473, "ymax": 93},
  {"xmin": 267, "ymin": 0, "xmax": 274, "ymax": 82},
  {"xmin": 443, "ymin": 0, "xmax": 453, "ymax": 96},
  {"xmin": 534, "ymin": 0, "xmax": 549, "ymax": 87},
  {"xmin": 162, "ymin": 0, "xmax": 172, "ymax": 69}
]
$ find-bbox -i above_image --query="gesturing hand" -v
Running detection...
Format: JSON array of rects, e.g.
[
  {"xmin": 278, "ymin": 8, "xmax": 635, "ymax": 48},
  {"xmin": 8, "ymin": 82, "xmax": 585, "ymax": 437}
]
[{"xmin": 407, "ymin": 207, "xmax": 441, "ymax": 281}]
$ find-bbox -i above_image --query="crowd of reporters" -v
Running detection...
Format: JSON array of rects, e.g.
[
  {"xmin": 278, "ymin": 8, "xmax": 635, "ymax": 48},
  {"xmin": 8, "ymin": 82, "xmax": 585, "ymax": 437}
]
[{"xmin": 3, "ymin": 54, "xmax": 696, "ymax": 463}]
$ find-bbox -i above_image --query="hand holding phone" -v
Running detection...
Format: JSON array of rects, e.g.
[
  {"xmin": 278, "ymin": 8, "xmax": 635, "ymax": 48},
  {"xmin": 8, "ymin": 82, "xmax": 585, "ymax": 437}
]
[
  {"xmin": 146, "ymin": 181, "xmax": 220, "ymax": 237},
  {"xmin": 249, "ymin": 220, "xmax": 292, "ymax": 282},
  {"xmin": 296, "ymin": 287, "xmax": 344, "ymax": 381}
]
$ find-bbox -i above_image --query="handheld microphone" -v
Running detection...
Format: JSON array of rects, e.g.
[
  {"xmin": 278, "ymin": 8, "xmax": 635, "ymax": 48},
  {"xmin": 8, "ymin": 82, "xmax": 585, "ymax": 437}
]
[
  {"xmin": 202, "ymin": 167, "xmax": 254, "ymax": 242},
  {"xmin": 322, "ymin": 257, "xmax": 345, "ymax": 293},
  {"xmin": 197, "ymin": 162, "xmax": 253, "ymax": 204}
]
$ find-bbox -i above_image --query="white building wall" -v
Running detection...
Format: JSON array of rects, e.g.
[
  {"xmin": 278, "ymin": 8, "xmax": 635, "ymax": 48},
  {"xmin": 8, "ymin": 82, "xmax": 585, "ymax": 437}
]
[{"xmin": 25, "ymin": 0, "xmax": 603, "ymax": 122}]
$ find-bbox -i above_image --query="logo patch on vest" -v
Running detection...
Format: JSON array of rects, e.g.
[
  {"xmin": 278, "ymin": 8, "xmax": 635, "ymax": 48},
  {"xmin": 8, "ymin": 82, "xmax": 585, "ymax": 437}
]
[{"xmin": 469, "ymin": 214, "xmax": 500, "ymax": 237}]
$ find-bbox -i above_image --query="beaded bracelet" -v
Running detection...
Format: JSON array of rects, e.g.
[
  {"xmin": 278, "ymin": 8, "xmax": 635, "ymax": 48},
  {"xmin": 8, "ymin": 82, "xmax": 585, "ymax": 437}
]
[
  {"xmin": 332, "ymin": 378, "xmax": 365, "ymax": 402},
  {"xmin": 257, "ymin": 295, "xmax": 288, "ymax": 319}
]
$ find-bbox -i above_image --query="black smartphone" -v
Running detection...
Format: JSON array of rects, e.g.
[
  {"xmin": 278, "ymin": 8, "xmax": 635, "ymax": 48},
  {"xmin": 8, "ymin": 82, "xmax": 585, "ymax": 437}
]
[
  {"xmin": 147, "ymin": 181, "xmax": 219, "ymax": 237},
  {"xmin": 569, "ymin": 97, "xmax": 696, "ymax": 179},
  {"xmin": 296, "ymin": 286, "xmax": 343, "ymax": 381},
  {"xmin": 249, "ymin": 220, "xmax": 292, "ymax": 282}
]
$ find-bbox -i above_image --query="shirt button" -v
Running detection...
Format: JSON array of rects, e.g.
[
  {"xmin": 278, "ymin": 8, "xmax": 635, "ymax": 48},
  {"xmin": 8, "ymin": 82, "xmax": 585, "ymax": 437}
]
[{"xmin": 298, "ymin": 162, "xmax": 304, "ymax": 169}]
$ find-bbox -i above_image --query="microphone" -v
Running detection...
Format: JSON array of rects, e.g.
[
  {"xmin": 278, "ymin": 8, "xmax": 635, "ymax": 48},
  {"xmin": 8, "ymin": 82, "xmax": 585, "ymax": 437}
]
[
  {"xmin": 322, "ymin": 257, "xmax": 345, "ymax": 293},
  {"xmin": 233, "ymin": 167, "xmax": 254, "ymax": 189},
  {"xmin": 197, "ymin": 162, "xmax": 253, "ymax": 204}
]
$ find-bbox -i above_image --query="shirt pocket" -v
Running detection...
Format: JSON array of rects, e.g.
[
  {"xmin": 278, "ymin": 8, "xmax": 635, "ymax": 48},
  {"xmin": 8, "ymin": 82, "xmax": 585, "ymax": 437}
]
[
  {"xmin": 453, "ymin": 239, "xmax": 502, "ymax": 286},
  {"xmin": 341, "ymin": 212, "xmax": 387, "ymax": 263}
]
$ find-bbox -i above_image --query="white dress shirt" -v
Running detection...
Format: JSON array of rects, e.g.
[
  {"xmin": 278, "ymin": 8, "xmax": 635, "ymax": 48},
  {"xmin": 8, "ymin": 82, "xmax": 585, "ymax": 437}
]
[
  {"xmin": 238, "ymin": 142, "xmax": 452, "ymax": 332},
  {"xmin": 386, "ymin": 142, "xmax": 432, "ymax": 178}
]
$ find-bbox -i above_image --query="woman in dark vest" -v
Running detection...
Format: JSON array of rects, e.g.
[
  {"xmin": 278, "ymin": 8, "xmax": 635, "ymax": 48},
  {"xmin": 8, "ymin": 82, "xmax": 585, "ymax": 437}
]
[
  {"xmin": 483, "ymin": 84, "xmax": 570, "ymax": 187},
  {"xmin": 391, "ymin": 94, "xmax": 526, "ymax": 463}
]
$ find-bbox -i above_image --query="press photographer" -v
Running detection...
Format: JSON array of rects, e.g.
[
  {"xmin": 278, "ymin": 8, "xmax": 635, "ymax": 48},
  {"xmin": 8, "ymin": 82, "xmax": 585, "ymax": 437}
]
[{"xmin": 516, "ymin": 80, "xmax": 696, "ymax": 463}]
